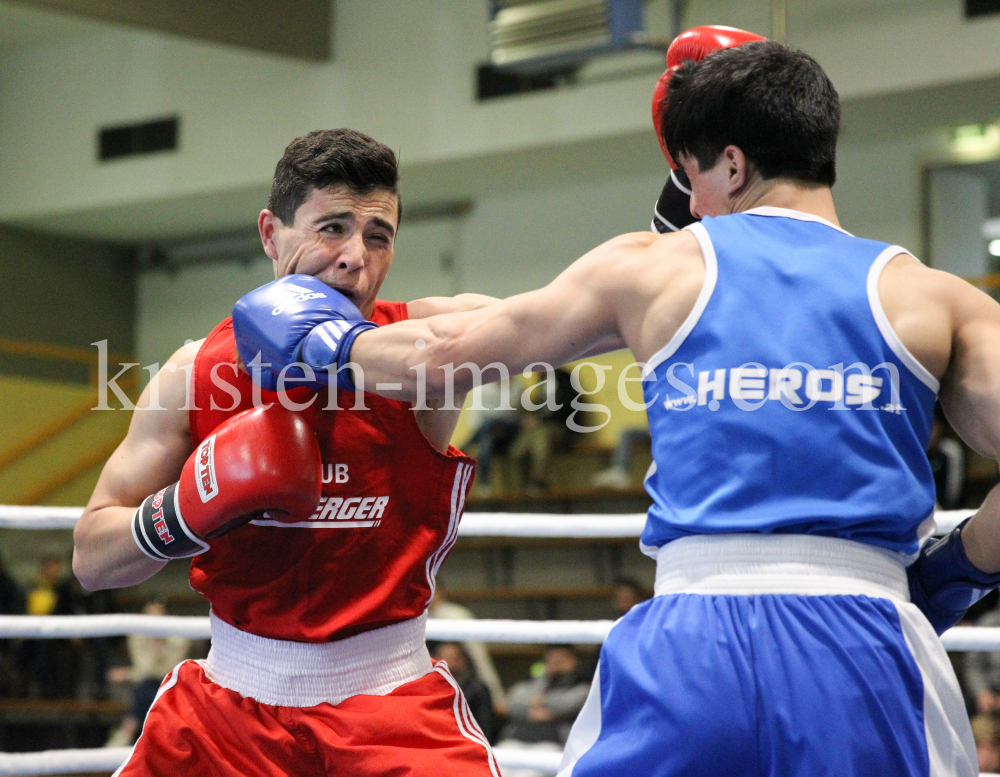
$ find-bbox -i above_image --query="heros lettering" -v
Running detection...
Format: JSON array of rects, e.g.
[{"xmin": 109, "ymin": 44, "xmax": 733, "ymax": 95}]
[
  {"xmin": 660, "ymin": 361, "xmax": 901, "ymax": 413},
  {"xmin": 308, "ymin": 495, "xmax": 390, "ymax": 523}
]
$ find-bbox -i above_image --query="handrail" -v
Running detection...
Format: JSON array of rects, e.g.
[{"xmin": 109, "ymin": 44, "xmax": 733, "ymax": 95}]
[
  {"xmin": 0, "ymin": 337, "xmax": 131, "ymax": 368},
  {"xmin": 965, "ymin": 272, "xmax": 1000, "ymax": 290},
  {"xmin": 21, "ymin": 436, "xmax": 127, "ymax": 506},
  {"xmin": 0, "ymin": 336, "xmax": 137, "ymax": 502},
  {"xmin": 0, "ymin": 397, "xmax": 96, "ymax": 471}
]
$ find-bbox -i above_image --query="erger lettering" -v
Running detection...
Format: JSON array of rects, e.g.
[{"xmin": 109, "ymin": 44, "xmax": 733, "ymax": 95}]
[
  {"xmin": 195, "ymin": 435, "xmax": 219, "ymax": 503},
  {"xmin": 152, "ymin": 488, "xmax": 165, "ymax": 509},
  {"xmin": 306, "ymin": 495, "xmax": 390, "ymax": 525}
]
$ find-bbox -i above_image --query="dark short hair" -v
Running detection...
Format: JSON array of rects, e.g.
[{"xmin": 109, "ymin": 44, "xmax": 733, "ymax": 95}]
[
  {"xmin": 662, "ymin": 41, "xmax": 839, "ymax": 186},
  {"xmin": 268, "ymin": 128, "xmax": 401, "ymax": 225}
]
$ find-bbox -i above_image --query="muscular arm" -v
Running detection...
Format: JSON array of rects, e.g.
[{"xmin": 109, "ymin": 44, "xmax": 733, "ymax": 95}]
[
  {"xmin": 73, "ymin": 341, "xmax": 202, "ymax": 590},
  {"xmin": 879, "ymin": 256, "xmax": 1000, "ymax": 571},
  {"xmin": 352, "ymin": 232, "xmax": 692, "ymax": 402},
  {"xmin": 406, "ymin": 294, "xmax": 500, "ymax": 452},
  {"xmin": 933, "ymin": 278, "xmax": 1000, "ymax": 573}
]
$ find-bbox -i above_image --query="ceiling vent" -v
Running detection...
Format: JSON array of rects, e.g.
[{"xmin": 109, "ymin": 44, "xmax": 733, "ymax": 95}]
[{"xmin": 488, "ymin": 0, "xmax": 646, "ymax": 74}]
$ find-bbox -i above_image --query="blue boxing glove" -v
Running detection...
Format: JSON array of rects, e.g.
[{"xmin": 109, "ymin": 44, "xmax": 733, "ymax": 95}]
[
  {"xmin": 907, "ymin": 518, "xmax": 1000, "ymax": 635},
  {"xmin": 232, "ymin": 274, "xmax": 376, "ymax": 392}
]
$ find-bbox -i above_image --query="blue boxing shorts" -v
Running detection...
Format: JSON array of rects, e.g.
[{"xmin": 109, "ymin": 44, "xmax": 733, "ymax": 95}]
[{"xmin": 558, "ymin": 534, "xmax": 976, "ymax": 777}]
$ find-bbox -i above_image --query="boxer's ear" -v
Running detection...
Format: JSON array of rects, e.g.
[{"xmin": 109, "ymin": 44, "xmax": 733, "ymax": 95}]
[
  {"xmin": 258, "ymin": 209, "xmax": 281, "ymax": 271},
  {"xmin": 722, "ymin": 146, "xmax": 750, "ymax": 196}
]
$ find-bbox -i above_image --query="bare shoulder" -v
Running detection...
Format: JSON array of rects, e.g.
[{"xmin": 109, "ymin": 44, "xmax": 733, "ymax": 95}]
[
  {"xmin": 571, "ymin": 229, "xmax": 703, "ymax": 289},
  {"xmin": 129, "ymin": 339, "xmax": 204, "ymax": 442},
  {"xmin": 571, "ymin": 230, "xmax": 705, "ymax": 363},
  {"xmin": 878, "ymin": 253, "xmax": 994, "ymax": 381}
]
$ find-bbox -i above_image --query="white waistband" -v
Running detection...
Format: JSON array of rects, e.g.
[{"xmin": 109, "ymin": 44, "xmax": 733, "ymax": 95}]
[
  {"xmin": 205, "ymin": 612, "xmax": 432, "ymax": 707},
  {"xmin": 654, "ymin": 533, "xmax": 910, "ymax": 601}
]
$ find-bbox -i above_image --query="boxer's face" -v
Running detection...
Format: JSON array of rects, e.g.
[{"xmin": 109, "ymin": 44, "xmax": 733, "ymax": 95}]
[{"xmin": 261, "ymin": 185, "xmax": 399, "ymax": 318}]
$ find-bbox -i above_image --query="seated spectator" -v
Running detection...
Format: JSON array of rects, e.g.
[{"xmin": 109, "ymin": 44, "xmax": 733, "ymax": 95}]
[
  {"xmin": 611, "ymin": 577, "xmax": 651, "ymax": 619},
  {"xmin": 972, "ymin": 715, "xmax": 1000, "ymax": 775},
  {"xmin": 0, "ymin": 552, "xmax": 24, "ymax": 697},
  {"xmin": 591, "ymin": 427, "xmax": 651, "ymax": 490},
  {"xmin": 55, "ymin": 571, "xmax": 116, "ymax": 699},
  {"xmin": 965, "ymin": 607, "xmax": 1000, "ymax": 716},
  {"xmin": 497, "ymin": 645, "xmax": 591, "ymax": 776},
  {"xmin": 509, "ymin": 369, "xmax": 582, "ymax": 494},
  {"xmin": 463, "ymin": 380, "xmax": 522, "ymax": 496},
  {"xmin": 429, "ymin": 583, "xmax": 508, "ymax": 714},
  {"xmin": 22, "ymin": 555, "xmax": 75, "ymax": 698},
  {"xmin": 105, "ymin": 599, "xmax": 190, "ymax": 747},
  {"xmin": 430, "ymin": 641, "xmax": 496, "ymax": 742},
  {"xmin": 499, "ymin": 644, "xmax": 590, "ymax": 748},
  {"xmin": 928, "ymin": 404, "xmax": 965, "ymax": 510}
]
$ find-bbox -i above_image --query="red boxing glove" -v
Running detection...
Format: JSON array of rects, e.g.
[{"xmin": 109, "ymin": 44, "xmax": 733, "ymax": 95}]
[
  {"xmin": 132, "ymin": 404, "xmax": 322, "ymax": 560},
  {"xmin": 652, "ymin": 25, "xmax": 766, "ymax": 167}
]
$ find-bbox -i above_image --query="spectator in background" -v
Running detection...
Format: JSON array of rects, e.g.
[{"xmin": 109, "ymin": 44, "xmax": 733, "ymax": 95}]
[
  {"xmin": 462, "ymin": 380, "xmax": 522, "ymax": 497},
  {"xmin": 972, "ymin": 715, "xmax": 1000, "ymax": 775},
  {"xmin": 509, "ymin": 369, "xmax": 581, "ymax": 494},
  {"xmin": 428, "ymin": 583, "xmax": 508, "ymax": 714},
  {"xmin": 55, "ymin": 570, "xmax": 116, "ymax": 699},
  {"xmin": 430, "ymin": 641, "xmax": 496, "ymax": 742},
  {"xmin": 591, "ymin": 428, "xmax": 652, "ymax": 490},
  {"xmin": 929, "ymin": 404, "xmax": 966, "ymax": 510},
  {"xmin": 965, "ymin": 606, "xmax": 1000, "ymax": 717},
  {"xmin": 498, "ymin": 644, "xmax": 590, "ymax": 775},
  {"xmin": 611, "ymin": 577, "xmax": 651, "ymax": 619},
  {"xmin": 22, "ymin": 555, "xmax": 73, "ymax": 698},
  {"xmin": 105, "ymin": 599, "xmax": 190, "ymax": 747},
  {"xmin": 0, "ymin": 553, "xmax": 25, "ymax": 697}
]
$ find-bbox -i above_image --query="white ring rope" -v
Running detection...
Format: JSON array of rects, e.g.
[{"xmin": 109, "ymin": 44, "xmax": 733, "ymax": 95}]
[
  {"xmin": 0, "ymin": 505, "xmax": 978, "ymax": 536},
  {"xmin": 0, "ymin": 505, "xmax": 988, "ymax": 776},
  {"xmin": 0, "ymin": 614, "xmax": 614, "ymax": 643},
  {"xmin": 0, "ymin": 746, "xmax": 566, "ymax": 776},
  {"xmin": 0, "ymin": 614, "xmax": 992, "ymax": 651}
]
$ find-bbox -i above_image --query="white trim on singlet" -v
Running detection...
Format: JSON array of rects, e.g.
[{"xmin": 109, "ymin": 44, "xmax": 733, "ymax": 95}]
[
  {"xmin": 867, "ymin": 246, "xmax": 940, "ymax": 394},
  {"xmin": 425, "ymin": 463, "xmax": 473, "ymax": 606},
  {"xmin": 743, "ymin": 205, "xmax": 854, "ymax": 236},
  {"xmin": 646, "ymin": 222, "xmax": 719, "ymax": 372},
  {"xmin": 433, "ymin": 664, "xmax": 501, "ymax": 777}
]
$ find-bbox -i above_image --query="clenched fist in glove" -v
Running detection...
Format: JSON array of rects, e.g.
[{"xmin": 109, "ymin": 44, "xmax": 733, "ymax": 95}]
[
  {"xmin": 132, "ymin": 404, "xmax": 322, "ymax": 560},
  {"xmin": 233, "ymin": 274, "xmax": 377, "ymax": 393},
  {"xmin": 651, "ymin": 26, "xmax": 766, "ymax": 234}
]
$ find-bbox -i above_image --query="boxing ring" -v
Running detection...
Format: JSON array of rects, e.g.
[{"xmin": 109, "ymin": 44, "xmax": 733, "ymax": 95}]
[{"xmin": 0, "ymin": 506, "xmax": 995, "ymax": 776}]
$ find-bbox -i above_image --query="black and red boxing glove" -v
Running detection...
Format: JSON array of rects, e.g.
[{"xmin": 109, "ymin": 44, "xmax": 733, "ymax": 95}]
[
  {"xmin": 651, "ymin": 25, "xmax": 766, "ymax": 234},
  {"xmin": 132, "ymin": 404, "xmax": 322, "ymax": 560}
]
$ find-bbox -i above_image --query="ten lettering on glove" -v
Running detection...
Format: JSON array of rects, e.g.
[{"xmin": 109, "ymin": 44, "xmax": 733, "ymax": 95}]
[
  {"xmin": 233, "ymin": 274, "xmax": 377, "ymax": 393},
  {"xmin": 132, "ymin": 404, "xmax": 322, "ymax": 560},
  {"xmin": 651, "ymin": 26, "xmax": 766, "ymax": 234},
  {"xmin": 907, "ymin": 518, "xmax": 1000, "ymax": 635}
]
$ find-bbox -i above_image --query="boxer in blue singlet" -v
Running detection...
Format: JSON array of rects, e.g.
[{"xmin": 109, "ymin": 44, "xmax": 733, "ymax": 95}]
[{"xmin": 239, "ymin": 40, "xmax": 1000, "ymax": 777}]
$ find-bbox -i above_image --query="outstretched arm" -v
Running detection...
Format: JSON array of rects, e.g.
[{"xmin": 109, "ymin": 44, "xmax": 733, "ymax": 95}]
[{"xmin": 349, "ymin": 235, "xmax": 654, "ymax": 401}]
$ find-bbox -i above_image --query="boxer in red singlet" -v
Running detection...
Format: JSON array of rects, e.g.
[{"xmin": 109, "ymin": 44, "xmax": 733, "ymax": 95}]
[{"xmin": 73, "ymin": 129, "xmax": 501, "ymax": 776}]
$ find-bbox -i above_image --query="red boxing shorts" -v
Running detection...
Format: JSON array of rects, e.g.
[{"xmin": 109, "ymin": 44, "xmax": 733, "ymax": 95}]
[{"xmin": 115, "ymin": 614, "xmax": 499, "ymax": 776}]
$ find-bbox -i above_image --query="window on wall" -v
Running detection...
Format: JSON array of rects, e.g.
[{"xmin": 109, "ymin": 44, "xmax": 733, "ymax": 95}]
[
  {"xmin": 925, "ymin": 162, "xmax": 1000, "ymax": 300},
  {"xmin": 966, "ymin": 0, "xmax": 1000, "ymax": 18}
]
